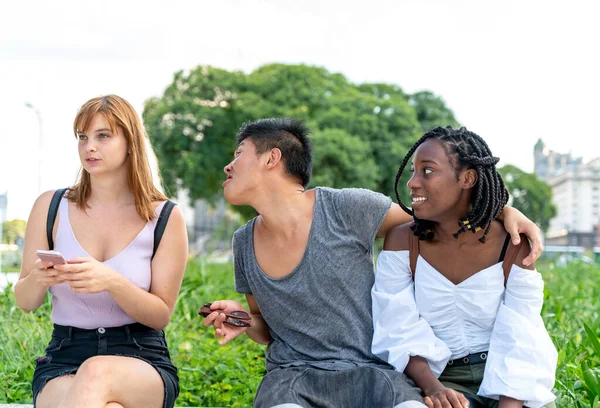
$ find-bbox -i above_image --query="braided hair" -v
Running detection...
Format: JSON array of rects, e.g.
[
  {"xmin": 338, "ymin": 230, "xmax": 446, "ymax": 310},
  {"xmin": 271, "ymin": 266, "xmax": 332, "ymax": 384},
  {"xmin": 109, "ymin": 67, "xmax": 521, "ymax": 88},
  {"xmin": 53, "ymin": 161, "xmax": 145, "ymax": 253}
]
[{"xmin": 394, "ymin": 126, "xmax": 509, "ymax": 243}]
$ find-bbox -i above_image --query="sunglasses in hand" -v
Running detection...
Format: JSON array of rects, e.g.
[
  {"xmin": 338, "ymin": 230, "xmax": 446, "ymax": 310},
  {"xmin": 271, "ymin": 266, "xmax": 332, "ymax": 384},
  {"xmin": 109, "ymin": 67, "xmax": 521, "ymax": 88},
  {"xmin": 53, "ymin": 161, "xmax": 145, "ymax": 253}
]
[{"xmin": 198, "ymin": 302, "xmax": 252, "ymax": 327}]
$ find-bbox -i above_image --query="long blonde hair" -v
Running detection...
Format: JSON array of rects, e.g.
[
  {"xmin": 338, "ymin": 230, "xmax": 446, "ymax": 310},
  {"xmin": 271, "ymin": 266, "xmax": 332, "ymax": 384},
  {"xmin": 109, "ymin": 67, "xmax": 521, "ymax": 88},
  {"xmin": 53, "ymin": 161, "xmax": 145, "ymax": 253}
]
[{"xmin": 68, "ymin": 94, "xmax": 168, "ymax": 221}]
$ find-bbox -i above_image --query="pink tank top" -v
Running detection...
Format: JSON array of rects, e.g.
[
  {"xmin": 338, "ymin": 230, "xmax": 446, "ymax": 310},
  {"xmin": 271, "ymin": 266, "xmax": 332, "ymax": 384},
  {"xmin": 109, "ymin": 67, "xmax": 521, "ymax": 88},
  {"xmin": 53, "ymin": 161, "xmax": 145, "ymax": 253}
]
[{"xmin": 49, "ymin": 198, "xmax": 166, "ymax": 329}]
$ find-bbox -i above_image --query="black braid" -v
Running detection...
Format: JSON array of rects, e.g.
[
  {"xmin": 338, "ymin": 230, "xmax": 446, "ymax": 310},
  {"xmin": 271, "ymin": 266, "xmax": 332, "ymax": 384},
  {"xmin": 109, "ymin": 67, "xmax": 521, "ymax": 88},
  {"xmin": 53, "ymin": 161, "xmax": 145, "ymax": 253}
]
[
  {"xmin": 393, "ymin": 130, "xmax": 441, "ymax": 240},
  {"xmin": 394, "ymin": 131, "xmax": 434, "ymax": 215},
  {"xmin": 393, "ymin": 126, "xmax": 509, "ymax": 243}
]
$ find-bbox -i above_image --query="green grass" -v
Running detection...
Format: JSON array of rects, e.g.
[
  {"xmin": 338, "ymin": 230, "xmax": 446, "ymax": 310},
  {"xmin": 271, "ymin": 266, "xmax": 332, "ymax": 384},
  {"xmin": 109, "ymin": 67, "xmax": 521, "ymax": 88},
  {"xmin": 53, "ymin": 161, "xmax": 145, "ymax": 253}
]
[
  {"xmin": 543, "ymin": 261, "xmax": 600, "ymax": 408},
  {"xmin": 0, "ymin": 260, "xmax": 265, "ymax": 407},
  {"xmin": 1, "ymin": 259, "xmax": 599, "ymax": 407}
]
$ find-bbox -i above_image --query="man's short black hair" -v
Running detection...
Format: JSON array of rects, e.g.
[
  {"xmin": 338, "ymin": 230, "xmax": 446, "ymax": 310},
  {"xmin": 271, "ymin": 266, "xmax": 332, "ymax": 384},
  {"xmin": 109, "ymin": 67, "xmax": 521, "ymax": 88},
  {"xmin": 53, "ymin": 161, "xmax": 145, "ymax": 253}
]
[{"xmin": 236, "ymin": 118, "xmax": 313, "ymax": 188}]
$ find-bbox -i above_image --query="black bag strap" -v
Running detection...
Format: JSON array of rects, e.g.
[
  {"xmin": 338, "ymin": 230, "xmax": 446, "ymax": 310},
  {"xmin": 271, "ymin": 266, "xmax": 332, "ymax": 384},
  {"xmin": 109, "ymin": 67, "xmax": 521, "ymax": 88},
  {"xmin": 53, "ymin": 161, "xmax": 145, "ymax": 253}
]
[
  {"xmin": 152, "ymin": 200, "xmax": 176, "ymax": 260},
  {"xmin": 502, "ymin": 233, "xmax": 527, "ymax": 287},
  {"xmin": 408, "ymin": 224, "xmax": 419, "ymax": 280},
  {"xmin": 47, "ymin": 188, "xmax": 69, "ymax": 250}
]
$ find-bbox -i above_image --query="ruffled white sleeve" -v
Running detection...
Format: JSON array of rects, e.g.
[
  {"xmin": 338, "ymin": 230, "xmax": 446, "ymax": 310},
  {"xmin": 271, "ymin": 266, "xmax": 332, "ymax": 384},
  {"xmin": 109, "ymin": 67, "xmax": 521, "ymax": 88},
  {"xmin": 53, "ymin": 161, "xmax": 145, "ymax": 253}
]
[
  {"xmin": 478, "ymin": 266, "xmax": 557, "ymax": 407},
  {"xmin": 371, "ymin": 250, "xmax": 451, "ymax": 376}
]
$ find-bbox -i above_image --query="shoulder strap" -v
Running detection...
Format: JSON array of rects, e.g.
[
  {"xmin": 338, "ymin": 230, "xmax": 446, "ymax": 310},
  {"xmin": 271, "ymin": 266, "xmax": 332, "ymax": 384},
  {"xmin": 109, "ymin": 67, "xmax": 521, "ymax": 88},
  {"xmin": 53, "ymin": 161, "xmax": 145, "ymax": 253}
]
[
  {"xmin": 408, "ymin": 225, "xmax": 419, "ymax": 280},
  {"xmin": 46, "ymin": 188, "xmax": 68, "ymax": 250},
  {"xmin": 152, "ymin": 200, "xmax": 176, "ymax": 260},
  {"xmin": 501, "ymin": 233, "xmax": 527, "ymax": 286}
]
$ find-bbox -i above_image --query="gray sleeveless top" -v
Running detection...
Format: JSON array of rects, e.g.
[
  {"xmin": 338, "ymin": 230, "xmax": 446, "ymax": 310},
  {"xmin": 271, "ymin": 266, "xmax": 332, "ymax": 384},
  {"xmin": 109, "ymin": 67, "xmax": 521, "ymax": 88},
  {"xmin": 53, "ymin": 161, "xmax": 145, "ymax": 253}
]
[{"xmin": 233, "ymin": 187, "xmax": 392, "ymax": 371}]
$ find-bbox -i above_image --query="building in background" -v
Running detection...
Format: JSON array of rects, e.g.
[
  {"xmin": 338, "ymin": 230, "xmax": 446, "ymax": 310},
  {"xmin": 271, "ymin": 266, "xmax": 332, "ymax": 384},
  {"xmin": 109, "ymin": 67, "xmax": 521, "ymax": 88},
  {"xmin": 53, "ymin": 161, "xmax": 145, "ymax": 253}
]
[
  {"xmin": 535, "ymin": 141, "xmax": 600, "ymax": 249},
  {"xmin": 534, "ymin": 139, "xmax": 583, "ymax": 181}
]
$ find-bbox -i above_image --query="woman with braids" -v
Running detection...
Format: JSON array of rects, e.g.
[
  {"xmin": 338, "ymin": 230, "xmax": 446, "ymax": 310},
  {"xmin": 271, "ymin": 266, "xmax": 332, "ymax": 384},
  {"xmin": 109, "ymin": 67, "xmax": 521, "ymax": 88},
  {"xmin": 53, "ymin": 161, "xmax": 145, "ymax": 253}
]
[{"xmin": 371, "ymin": 126, "xmax": 557, "ymax": 408}]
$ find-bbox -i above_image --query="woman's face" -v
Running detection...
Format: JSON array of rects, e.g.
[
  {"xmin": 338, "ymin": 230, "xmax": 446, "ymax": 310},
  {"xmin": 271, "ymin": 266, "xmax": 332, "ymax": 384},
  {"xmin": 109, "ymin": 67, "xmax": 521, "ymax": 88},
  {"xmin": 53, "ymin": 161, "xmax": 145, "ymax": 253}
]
[
  {"xmin": 407, "ymin": 139, "xmax": 474, "ymax": 222},
  {"xmin": 77, "ymin": 113, "xmax": 129, "ymax": 177}
]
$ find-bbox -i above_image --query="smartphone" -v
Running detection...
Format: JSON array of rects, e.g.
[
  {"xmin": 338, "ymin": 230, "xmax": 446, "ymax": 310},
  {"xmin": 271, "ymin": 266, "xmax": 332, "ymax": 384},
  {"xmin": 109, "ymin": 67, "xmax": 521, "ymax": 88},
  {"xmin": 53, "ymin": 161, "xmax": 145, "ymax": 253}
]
[{"xmin": 36, "ymin": 250, "xmax": 67, "ymax": 265}]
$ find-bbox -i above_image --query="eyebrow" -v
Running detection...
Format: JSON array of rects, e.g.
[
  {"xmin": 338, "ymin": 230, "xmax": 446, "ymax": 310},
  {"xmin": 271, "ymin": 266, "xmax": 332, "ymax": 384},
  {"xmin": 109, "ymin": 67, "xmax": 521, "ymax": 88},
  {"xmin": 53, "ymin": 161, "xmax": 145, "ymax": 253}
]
[
  {"xmin": 77, "ymin": 128, "xmax": 112, "ymax": 136},
  {"xmin": 413, "ymin": 159, "xmax": 439, "ymax": 165}
]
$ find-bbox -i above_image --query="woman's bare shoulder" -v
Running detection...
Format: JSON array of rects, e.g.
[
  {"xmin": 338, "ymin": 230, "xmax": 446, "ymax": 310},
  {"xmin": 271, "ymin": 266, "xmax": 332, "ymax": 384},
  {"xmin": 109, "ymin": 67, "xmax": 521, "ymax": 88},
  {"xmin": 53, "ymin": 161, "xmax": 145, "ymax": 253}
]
[{"xmin": 383, "ymin": 223, "xmax": 414, "ymax": 251}]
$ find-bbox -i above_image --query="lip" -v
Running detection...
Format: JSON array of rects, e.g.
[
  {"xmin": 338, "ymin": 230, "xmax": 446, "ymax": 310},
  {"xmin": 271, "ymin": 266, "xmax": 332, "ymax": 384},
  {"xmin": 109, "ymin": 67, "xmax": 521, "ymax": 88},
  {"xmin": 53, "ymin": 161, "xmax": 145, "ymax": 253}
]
[
  {"xmin": 86, "ymin": 158, "xmax": 101, "ymax": 164},
  {"xmin": 222, "ymin": 176, "xmax": 233, "ymax": 187}
]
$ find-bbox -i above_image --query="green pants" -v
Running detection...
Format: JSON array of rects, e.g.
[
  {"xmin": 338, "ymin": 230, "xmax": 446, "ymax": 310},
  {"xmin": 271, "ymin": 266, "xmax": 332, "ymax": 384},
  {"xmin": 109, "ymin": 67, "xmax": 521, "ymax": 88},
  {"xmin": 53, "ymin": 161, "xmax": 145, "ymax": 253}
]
[{"xmin": 439, "ymin": 363, "xmax": 556, "ymax": 408}]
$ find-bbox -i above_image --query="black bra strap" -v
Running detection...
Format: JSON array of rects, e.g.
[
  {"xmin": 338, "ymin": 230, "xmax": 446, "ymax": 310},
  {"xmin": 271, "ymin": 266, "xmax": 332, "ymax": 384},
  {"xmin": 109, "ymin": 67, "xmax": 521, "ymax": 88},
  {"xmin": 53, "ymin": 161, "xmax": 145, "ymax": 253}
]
[
  {"xmin": 152, "ymin": 200, "xmax": 176, "ymax": 260},
  {"xmin": 47, "ymin": 188, "xmax": 68, "ymax": 250}
]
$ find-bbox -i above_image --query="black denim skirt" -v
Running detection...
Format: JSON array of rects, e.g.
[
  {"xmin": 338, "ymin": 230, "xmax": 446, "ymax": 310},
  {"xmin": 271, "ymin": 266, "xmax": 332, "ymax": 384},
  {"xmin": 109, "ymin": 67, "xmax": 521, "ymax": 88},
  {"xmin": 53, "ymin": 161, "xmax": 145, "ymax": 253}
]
[{"xmin": 32, "ymin": 322, "xmax": 179, "ymax": 408}]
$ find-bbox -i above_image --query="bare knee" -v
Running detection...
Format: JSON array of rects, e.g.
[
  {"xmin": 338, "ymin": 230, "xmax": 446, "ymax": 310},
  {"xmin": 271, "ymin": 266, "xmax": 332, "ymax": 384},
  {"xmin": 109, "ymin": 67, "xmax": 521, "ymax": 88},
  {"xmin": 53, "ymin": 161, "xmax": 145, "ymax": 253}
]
[
  {"xmin": 74, "ymin": 356, "xmax": 115, "ymax": 392},
  {"xmin": 64, "ymin": 356, "xmax": 162, "ymax": 408}
]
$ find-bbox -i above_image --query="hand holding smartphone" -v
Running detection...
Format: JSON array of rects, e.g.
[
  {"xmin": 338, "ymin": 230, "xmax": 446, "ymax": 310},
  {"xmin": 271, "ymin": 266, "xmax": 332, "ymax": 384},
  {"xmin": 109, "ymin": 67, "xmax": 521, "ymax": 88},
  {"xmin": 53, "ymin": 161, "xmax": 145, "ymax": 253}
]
[{"xmin": 36, "ymin": 250, "xmax": 68, "ymax": 266}]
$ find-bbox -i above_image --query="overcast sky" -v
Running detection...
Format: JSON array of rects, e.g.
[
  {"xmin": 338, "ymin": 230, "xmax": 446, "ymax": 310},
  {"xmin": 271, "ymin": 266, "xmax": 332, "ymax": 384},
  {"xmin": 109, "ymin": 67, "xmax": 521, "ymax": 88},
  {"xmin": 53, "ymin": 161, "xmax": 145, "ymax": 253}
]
[{"xmin": 1, "ymin": 0, "xmax": 598, "ymax": 220}]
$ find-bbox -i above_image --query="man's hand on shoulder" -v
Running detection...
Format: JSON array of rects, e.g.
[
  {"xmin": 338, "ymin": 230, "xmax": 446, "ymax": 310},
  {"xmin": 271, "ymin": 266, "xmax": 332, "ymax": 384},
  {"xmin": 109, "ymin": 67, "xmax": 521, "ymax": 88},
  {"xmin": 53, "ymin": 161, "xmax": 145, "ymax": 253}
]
[{"xmin": 500, "ymin": 206, "xmax": 542, "ymax": 266}]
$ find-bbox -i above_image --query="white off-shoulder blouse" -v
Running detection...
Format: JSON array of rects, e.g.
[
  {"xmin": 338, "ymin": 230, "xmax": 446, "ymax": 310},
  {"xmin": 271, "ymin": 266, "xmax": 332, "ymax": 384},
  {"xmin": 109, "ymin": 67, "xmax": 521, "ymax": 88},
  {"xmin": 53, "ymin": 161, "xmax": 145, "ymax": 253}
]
[{"xmin": 372, "ymin": 250, "xmax": 557, "ymax": 408}]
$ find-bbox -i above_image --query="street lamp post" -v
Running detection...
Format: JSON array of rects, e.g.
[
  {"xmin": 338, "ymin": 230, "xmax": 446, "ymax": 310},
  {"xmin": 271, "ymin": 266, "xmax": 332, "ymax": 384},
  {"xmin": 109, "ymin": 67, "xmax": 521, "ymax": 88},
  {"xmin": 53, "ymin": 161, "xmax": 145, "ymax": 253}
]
[
  {"xmin": 0, "ymin": 192, "xmax": 6, "ymax": 272},
  {"xmin": 25, "ymin": 103, "xmax": 43, "ymax": 195}
]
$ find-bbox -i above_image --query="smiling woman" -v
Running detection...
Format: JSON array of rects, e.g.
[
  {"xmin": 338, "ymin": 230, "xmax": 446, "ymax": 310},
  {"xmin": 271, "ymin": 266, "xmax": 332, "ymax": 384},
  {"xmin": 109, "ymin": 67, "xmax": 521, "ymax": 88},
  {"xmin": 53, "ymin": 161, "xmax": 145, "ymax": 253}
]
[
  {"xmin": 13, "ymin": 95, "xmax": 188, "ymax": 408},
  {"xmin": 397, "ymin": 128, "xmax": 508, "ymax": 244},
  {"xmin": 372, "ymin": 126, "xmax": 557, "ymax": 408}
]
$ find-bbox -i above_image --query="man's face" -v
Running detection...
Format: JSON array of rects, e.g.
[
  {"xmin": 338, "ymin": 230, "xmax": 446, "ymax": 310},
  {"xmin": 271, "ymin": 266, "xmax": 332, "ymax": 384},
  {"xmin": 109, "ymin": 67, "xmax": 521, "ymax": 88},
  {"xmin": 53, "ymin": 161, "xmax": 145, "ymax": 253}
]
[{"xmin": 222, "ymin": 139, "xmax": 264, "ymax": 205}]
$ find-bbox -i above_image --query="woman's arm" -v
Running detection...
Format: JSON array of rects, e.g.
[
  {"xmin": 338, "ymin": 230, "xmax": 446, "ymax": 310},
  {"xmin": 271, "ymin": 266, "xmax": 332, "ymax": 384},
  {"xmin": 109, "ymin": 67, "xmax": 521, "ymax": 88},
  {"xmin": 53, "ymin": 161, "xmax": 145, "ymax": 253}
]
[
  {"xmin": 499, "ymin": 396, "xmax": 523, "ymax": 408},
  {"xmin": 14, "ymin": 191, "xmax": 62, "ymax": 312},
  {"xmin": 478, "ymin": 240, "xmax": 556, "ymax": 407},
  {"xmin": 405, "ymin": 357, "xmax": 468, "ymax": 408}
]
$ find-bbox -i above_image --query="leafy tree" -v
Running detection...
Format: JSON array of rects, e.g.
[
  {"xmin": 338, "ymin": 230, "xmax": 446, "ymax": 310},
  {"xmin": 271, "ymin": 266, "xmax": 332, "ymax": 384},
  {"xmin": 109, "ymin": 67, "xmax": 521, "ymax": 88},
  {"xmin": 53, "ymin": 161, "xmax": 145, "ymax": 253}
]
[
  {"xmin": 498, "ymin": 165, "xmax": 557, "ymax": 233},
  {"xmin": 144, "ymin": 64, "xmax": 458, "ymax": 218},
  {"xmin": 313, "ymin": 90, "xmax": 421, "ymax": 200},
  {"xmin": 2, "ymin": 219, "xmax": 26, "ymax": 244},
  {"xmin": 310, "ymin": 128, "xmax": 379, "ymax": 190},
  {"xmin": 144, "ymin": 67, "xmax": 247, "ymax": 202},
  {"xmin": 409, "ymin": 91, "xmax": 460, "ymax": 132}
]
